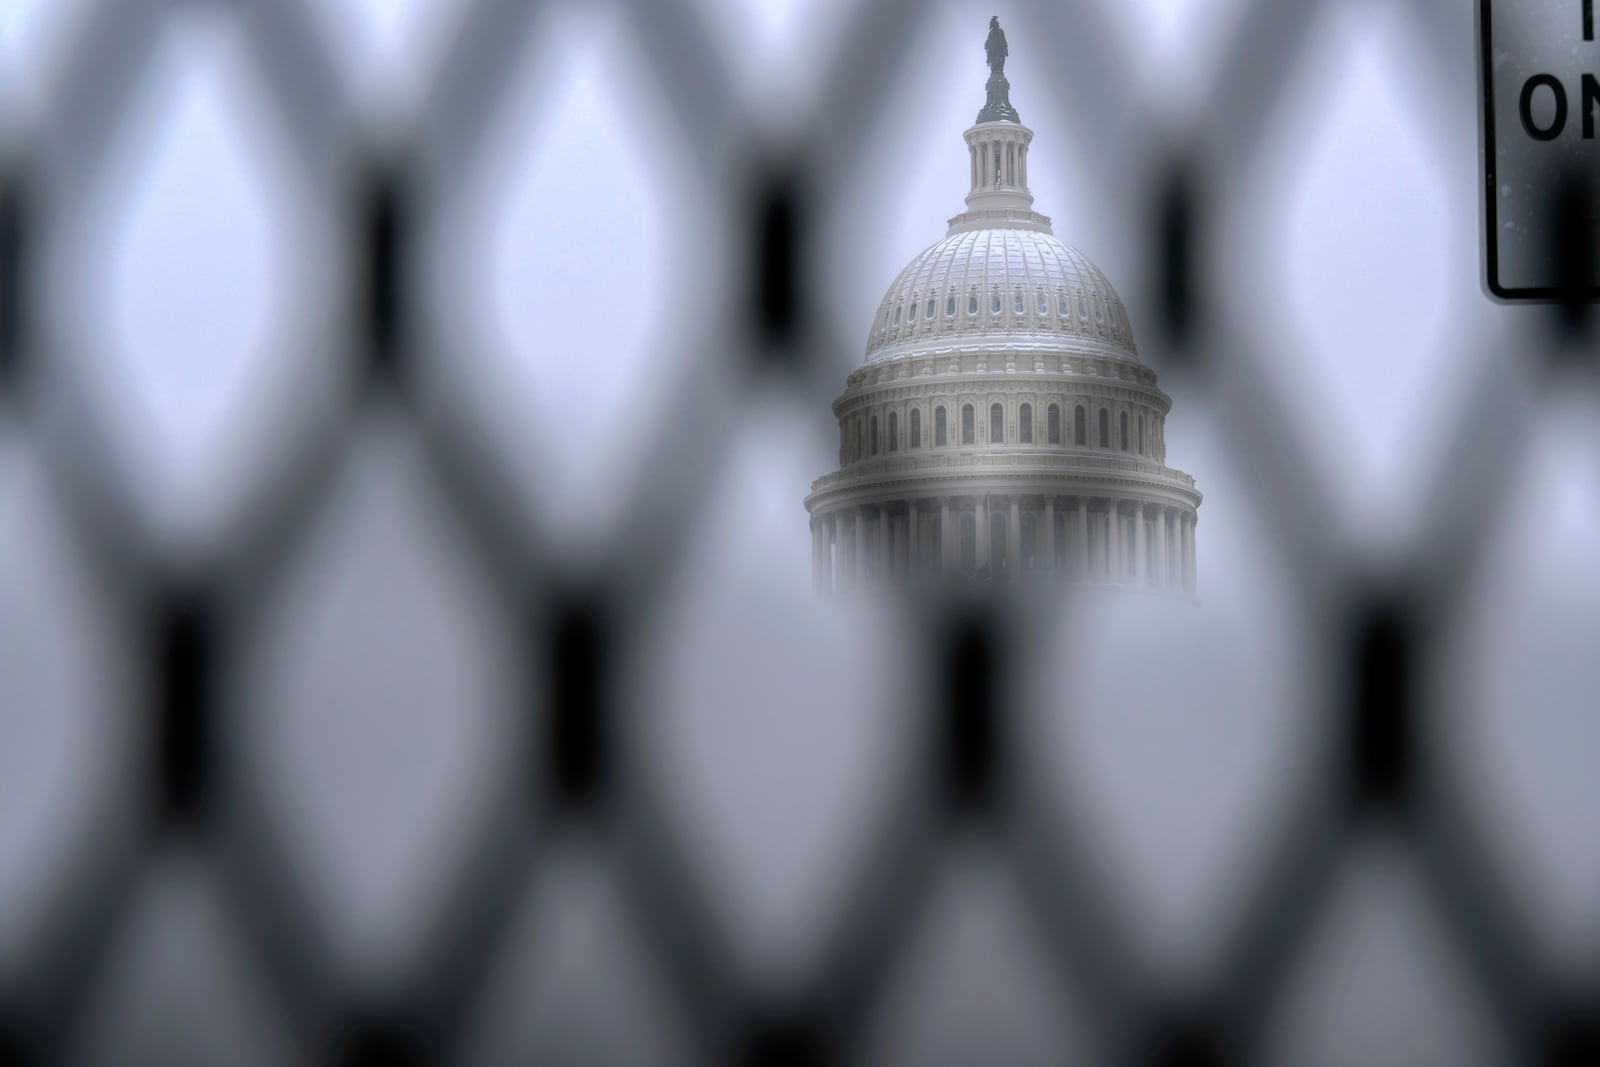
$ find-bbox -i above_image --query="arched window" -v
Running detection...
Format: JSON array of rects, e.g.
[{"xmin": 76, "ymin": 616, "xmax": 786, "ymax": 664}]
[
  {"xmin": 990, "ymin": 403, "xmax": 1004, "ymax": 444},
  {"xmin": 1119, "ymin": 411, "xmax": 1129, "ymax": 451},
  {"xmin": 1098, "ymin": 408, "xmax": 1110, "ymax": 448},
  {"xmin": 935, "ymin": 406, "xmax": 947, "ymax": 446},
  {"xmin": 1019, "ymin": 403, "xmax": 1033, "ymax": 443},
  {"xmin": 908, "ymin": 300, "xmax": 918, "ymax": 323},
  {"xmin": 925, "ymin": 298, "xmax": 936, "ymax": 320},
  {"xmin": 968, "ymin": 293, "xmax": 979, "ymax": 316},
  {"xmin": 871, "ymin": 414, "xmax": 880, "ymax": 455},
  {"xmin": 1013, "ymin": 289, "xmax": 1025, "ymax": 314},
  {"xmin": 910, "ymin": 408, "xmax": 921, "ymax": 448},
  {"xmin": 888, "ymin": 410, "xmax": 899, "ymax": 451},
  {"xmin": 1078, "ymin": 297, "xmax": 1088, "ymax": 318},
  {"xmin": 1048, "ymin": 404, "xmax": 1061, "ymax": 444},
  {"xmin": 1094, "ymin": 299, "xmax": 1104, "ymax": 323},
  {"xmin": 1058, "ymin": 293, "xmax": 1070, "ymax": 317},
  {"xmin": 1073, "ymin": 405, "xmax": 1086, "ymax": 445},
  {"xmin": 990, "ymin": 291, "xmax": 1002, "ymax": 315},
  {"xmin": 1037, "ymin": 291, "xmax": 1048, "ymax": 315},
  {"xmin": 894, "ymin": 305, "xmax": 901, "ymax": 324},
  {"xmin": 962, "ymin": 404, "xmax": 976, "ymax": 445},
  {"xmin": 946, "ymin": 295, "xmax": 957, "ymax": 318}
]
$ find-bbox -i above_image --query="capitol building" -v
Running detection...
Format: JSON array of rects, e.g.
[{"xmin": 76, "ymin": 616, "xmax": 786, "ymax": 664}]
[{"xmin": 805, "ymin": 19, "xmax": 1201, "ymax": 593}]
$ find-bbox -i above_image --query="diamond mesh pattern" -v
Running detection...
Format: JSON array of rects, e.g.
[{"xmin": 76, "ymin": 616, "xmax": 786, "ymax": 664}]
[{"xmin": 0, "ymin": 0, "xmax": 1597, "ymax": 1065}]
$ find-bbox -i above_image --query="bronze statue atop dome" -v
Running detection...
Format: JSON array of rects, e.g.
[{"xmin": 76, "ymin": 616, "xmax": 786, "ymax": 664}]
[
  {"xmin": 985, "ymin": 16, "xmax": 1007, "ymax": 75},
  {"xmin": 976, "ymin": 17, "xmax": 1020, "ymax": 124}
]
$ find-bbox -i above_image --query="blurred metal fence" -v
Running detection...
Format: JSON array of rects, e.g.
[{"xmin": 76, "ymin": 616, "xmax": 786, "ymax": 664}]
[{"xmin": 0, "ymin": 0, "xmax": 1597, "ymax": 1064}]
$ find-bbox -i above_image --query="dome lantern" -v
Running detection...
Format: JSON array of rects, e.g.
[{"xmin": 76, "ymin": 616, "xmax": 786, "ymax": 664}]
[
  {"xmin": 950, "ymin": 19, "xmax": 1051, "ymax": 235},
  {"xmin": 952, "ymin": 121, "xmax": 1046, "ymax": 234}
]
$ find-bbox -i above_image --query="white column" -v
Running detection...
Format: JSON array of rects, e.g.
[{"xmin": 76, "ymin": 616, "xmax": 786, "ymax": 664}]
[
  {"xmin": 811, "ymin": 519, "xmax": 824, "ymax": 592},
  {"xmin": 841, "ymin": 513, "xmax": 852, "ymax": 591},
  {"xmin": 1170, "ymin": 513, "xmax": 1183, "ymax": 592},
  {"xmin": 1134, "ymin": 503, "xmax": 1147, "ymax": 587},
  {"xmin": 1044, "ymin": 497, "xmax": 1056, "ymax": 569},
  {"xmin": 976, "ymin": 496, "xmax": 989, "ymax": 573},
  {"xmin": 1106, "ymin": 499, "xmax": 1120, "ymax": 583},
  {"xmin": 941, "ymin": 497, "xmax": 953, "ymax": 572},
  {"xmin": 923, "ymin": 505, "xmax": 934, "ymax": 574},
  {"xmin": 854, "ymin": 508, "xmax": 867, "ymax": 590},
  {"xmin": 837, "ymin": 513, "xmax": 850, "ymax": 591},
  {"xmin": 908, "ymin": 501, "xmax": 920, "ymax": 578},
  {"xmin": 1088, "ymin": 506, "xmax": 1101, "ymax": 578},
  {"xmin": 883, "ymin": 508, "xmax": 896, "ymax": 588},
  {"xmin": 1176, "ymin": 512, "xmax": 1187, "ymax": 592},
  {"xmin": 1184, "ymin": 513, "xmax": 1197, "ymax": 593},
  {"xmin": 1171, "ymin": 511, "xmax": 1184, "ymax": 591},
  {"xmin": 1154, "ymin": 507, "xmax": 1168, "ymax": 589},
  {"xmin": 893, "ymin": 513, "xmax": 908, "ymax": 582},
  {"xmin": 1008, "ymin": 495, "xmax": 1021, "ymax": 580},
  {"xmin": 821, "ymin": 515, "xmax": 834, "ymax": 592},
  {"xmin": 1075, "ymin": 496, "xmax": 1088, "ymax": 578}
]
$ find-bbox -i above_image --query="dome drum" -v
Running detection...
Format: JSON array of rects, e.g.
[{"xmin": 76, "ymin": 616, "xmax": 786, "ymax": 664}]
[{"xmin": 806, "ymin": 490, "xmax": 1199, "ymax": 593}]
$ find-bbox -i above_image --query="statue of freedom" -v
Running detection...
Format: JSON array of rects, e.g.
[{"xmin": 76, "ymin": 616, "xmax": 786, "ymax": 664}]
[
  {"xmin": 976, "ymin": 17, "xmax": 1020, "ymax": 124},
  {"xmin": 985, "ymin": 15, "xmax": 1007, "ymax": 75}
]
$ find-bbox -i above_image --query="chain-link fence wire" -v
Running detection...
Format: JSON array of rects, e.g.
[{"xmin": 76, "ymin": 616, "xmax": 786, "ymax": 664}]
[{"xmin": 0, "ymin": 0, "xmax": 1598, "ymax": 1063}]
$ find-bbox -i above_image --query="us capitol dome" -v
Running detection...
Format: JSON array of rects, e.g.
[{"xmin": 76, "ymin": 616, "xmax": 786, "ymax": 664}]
[{"xmin": 805, "ymin": 18, "xmax": 1201, "ymax": 592}]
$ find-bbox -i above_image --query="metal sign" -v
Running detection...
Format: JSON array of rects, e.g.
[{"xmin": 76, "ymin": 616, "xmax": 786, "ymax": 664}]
[{"xmin": 1478, "ymin": 0, "xmax": 1600, "ymax": 299}]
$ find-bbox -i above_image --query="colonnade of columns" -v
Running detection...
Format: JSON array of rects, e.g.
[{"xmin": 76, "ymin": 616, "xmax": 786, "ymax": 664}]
[
  {"xmin": 811, "ymin": 494, "xmax": 1196, "ymax": 594},
  {"xmin": 969, "ymin": 134, "xmax": 1028, "ymax": 191}
]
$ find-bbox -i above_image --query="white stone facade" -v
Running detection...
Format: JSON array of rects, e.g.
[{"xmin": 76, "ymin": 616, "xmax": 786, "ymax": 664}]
[{"xmin": 806, "ymin": 82, "xmax": 1201, "ymax": 593}]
